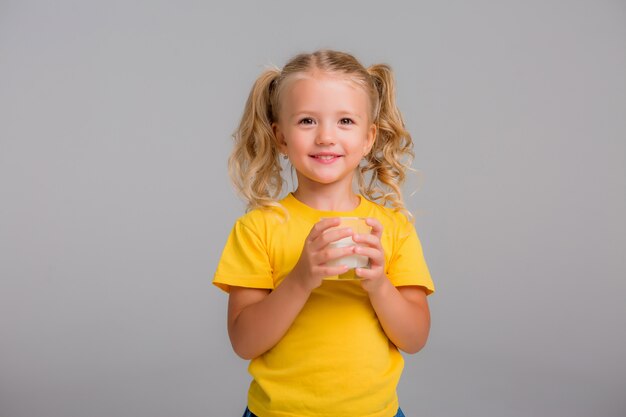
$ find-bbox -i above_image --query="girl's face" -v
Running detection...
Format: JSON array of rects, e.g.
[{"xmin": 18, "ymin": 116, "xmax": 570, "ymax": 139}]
[{"xmin": 273, "ymin": 72, "xmax": 376, "ymax": 192}]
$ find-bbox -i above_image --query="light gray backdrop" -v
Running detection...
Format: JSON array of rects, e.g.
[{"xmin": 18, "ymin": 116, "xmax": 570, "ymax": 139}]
[{"xmin": 1, "ymin": 1, "xmax": 625, "ymax": 416}]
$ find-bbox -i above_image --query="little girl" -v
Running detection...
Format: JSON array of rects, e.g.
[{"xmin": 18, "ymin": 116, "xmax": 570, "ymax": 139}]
[{"xmin": 213, "ymin": 49, "xmax": 435, "ymax": 417}]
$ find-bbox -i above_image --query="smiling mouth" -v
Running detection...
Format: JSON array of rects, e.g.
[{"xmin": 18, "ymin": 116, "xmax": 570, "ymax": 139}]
[{"xmin": 310, "ymin": 154, "xmax": 342, "ymax": 160}]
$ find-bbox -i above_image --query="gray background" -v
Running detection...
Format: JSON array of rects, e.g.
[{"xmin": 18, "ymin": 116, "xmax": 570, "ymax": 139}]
[{"xmin": 1, "ymin": 1, "xmax": 625, "ymax": 416}]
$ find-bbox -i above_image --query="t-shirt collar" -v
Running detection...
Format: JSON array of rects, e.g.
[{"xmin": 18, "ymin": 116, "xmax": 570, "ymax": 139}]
[{"xmin": 281, "ymin": 192, "xmax": 370, "ymax": 223}]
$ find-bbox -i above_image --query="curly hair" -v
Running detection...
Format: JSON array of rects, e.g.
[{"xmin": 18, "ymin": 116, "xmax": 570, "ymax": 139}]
[{"xmin": 228, "ymin": 49, "xmax": 415, "ymax": 218}]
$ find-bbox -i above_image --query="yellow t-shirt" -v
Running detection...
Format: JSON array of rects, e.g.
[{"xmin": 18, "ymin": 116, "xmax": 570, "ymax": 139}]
[{"xmin": 213, "ymin": 194, "xmax": 434, "ymax": 417}]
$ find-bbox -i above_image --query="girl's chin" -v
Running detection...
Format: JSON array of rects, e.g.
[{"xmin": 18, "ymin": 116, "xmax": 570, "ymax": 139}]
[{"xmin": 296, "ymin": 174, "xmax": 356, "ymax": 188}]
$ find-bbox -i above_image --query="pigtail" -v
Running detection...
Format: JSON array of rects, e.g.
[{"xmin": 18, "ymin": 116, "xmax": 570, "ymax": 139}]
[
  {"xmin": 228, "ymin": 67, "xmax": 284, "ymax": 212},
  {"xmin": 358, "ymin": 64, "xmax": 414, "ymax": 219}
]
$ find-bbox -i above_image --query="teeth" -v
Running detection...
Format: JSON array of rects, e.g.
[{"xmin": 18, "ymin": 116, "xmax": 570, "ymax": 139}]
[{"xmin": 316, "ymin": 155, "xmax": 335, "ymax": 160}]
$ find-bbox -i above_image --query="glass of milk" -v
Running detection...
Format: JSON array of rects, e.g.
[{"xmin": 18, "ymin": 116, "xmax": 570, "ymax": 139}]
[{"xmin": 323, "ymin": 217, "xmax": 372, "ymax": 280}]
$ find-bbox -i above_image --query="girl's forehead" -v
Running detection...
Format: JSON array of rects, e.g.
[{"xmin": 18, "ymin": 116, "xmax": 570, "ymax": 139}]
[
  {"xmin": 273, "ymin": 70, "xmax": 376, "ymax": 122},
  {"xmin": 287, "ymin": 70, "xmax": 364, "ymax": 89},
  {"xmin": 278, "ymin": 71, "xmax": 369, "ymax": 104}
]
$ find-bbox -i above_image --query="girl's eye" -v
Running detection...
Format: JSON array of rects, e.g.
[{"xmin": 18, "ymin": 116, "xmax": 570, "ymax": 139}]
[
  {"xmin": 299, "ymin": 118, "xmax": 315, "ymax": 125},
  {"xmin": 339, "ymin": 118, "xmax": 354, "ymax": 125}
]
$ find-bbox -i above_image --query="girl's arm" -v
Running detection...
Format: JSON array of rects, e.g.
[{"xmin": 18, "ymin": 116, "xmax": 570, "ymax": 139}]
[
  {"xmin": 354, "ymin": 218, "xmax": 431, "ymax": 353},
  {"xmin": 367, "ymin": 283, "xmax": 430, "ymax": 354},
  {"xmin": 227, "ymin": 218, "xmax": 356, "ymax": 360},
  {"xmin": 227, "ymin": 280, "xmax": 310, "ymax": 360}
]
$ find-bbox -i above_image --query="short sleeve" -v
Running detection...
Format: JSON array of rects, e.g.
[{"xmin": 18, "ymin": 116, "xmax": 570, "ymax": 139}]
[
  {"xmin": 213, "ymin": 218, "xmax": 275, "ymax": 293},
  {"xmin": 386, "ymin": 217, "xmax": 435, "ymax": 295}
]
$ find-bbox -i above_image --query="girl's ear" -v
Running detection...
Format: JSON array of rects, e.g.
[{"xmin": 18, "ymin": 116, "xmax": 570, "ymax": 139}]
[
  {"xmin": 272, "ymin": 123, "xmax": 288, "ymax": 154},
  {"xmin": 363, "ymin": 123, "xmax": 377, "ymax": 156}
]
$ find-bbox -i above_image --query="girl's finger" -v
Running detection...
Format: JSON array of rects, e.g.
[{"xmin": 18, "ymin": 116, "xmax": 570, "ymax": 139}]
[
  {"xmin": 352, "ymin": 232, "xmax": 381, "ymax": 249},
  {"xmin": 316, "ymin": 264, "xmax": 350, "ymax": 278},
  {"xmin": 318, "ymin": 245, "xmax": 356, "ymax": 264},
  {"xmin": 354, "ymin": 267, "xmax": 377, "ymax": 279},
  {"xmin": 308, "ymin": 217, "xmax": 342, "ymax": 241},
  {"xmin": 364, "ymin": 217, "xmax": 383, "ymax": 238},
  {"xmin": 318, "ymin": 227, "xmax": 354, "ymax": 248},
  {"xmin": 354, "ymin": 245, "xmax": 384, "ymax": 266}
]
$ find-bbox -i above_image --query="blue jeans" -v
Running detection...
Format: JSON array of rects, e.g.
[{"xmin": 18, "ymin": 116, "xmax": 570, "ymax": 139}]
[{"xmin": 242, "ymin": 407, "xmax": 406, "ymax": 416}]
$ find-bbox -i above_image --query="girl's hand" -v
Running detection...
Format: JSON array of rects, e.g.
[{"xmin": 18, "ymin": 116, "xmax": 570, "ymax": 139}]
[
  {"xmin": 287, "ymin": 217, "xmax": 356, "ymax": 293},
  {"xmin": 353, "ymin": 218, "xmax": 388, "ymax": 293}
]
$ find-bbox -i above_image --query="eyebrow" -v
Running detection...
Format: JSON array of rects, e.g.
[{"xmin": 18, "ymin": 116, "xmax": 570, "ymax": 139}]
[{"xmin": 289, "ymin": 111, "xmax": 364, "ymax": 120}]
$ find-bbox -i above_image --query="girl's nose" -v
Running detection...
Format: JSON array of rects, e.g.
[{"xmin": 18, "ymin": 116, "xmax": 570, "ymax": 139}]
[{"xmin": 315, "ymin": 123, "xmax": 336, "ymax": 145}]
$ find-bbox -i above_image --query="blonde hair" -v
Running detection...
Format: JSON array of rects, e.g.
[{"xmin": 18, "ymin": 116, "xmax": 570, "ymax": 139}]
[{"xmin": 228, "ymin": 49, "xmax": 415, "ymax": 217}]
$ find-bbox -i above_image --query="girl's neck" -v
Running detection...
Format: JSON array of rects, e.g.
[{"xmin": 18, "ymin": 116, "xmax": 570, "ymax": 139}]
[{"xmin": 292, "ymin": 185, "xmax": 360, "ymax": 212}]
